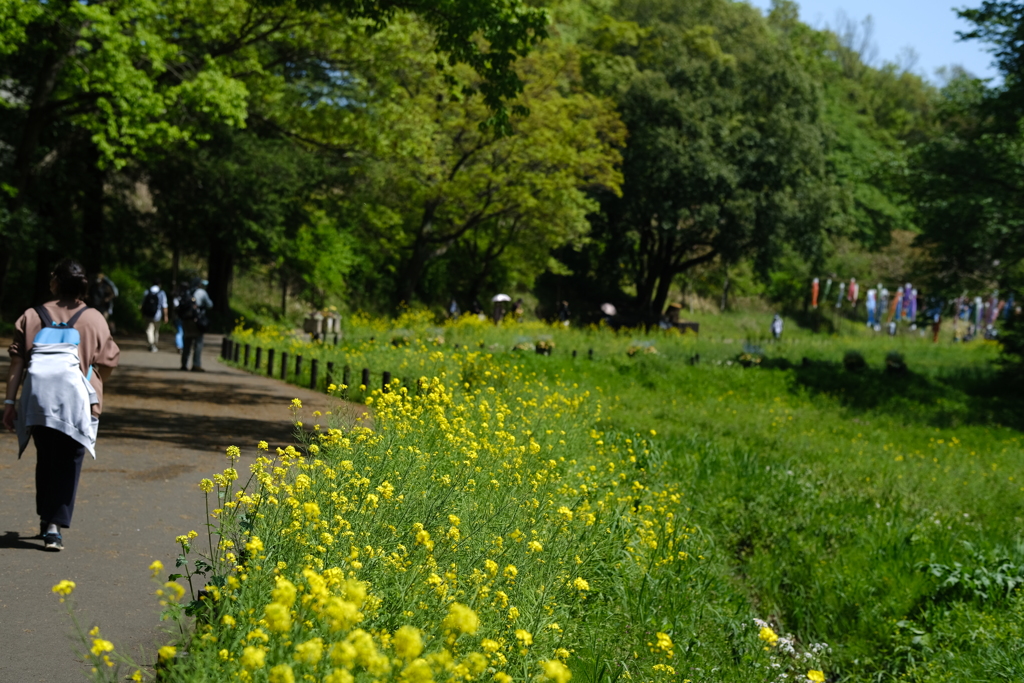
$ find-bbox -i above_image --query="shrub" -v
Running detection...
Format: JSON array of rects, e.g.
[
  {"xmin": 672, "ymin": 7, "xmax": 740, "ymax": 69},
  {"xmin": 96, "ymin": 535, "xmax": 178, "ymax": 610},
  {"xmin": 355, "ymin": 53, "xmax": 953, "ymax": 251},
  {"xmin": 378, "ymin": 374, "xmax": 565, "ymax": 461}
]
[
  {"xmin": 843, "ymin": 350, "xmax": 867, "ymax": 372},
  {"xmin": 885, "ymin": 351, "xmax": 908, "ymax": 374}
]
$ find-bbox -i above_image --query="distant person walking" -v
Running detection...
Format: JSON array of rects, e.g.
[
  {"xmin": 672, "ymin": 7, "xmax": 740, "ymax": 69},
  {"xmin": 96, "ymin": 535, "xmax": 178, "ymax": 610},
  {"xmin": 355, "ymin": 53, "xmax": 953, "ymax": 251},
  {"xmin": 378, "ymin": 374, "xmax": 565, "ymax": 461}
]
[
  {"xmin": 3, "ymin": 259, "xmax": 120, "ymax": 551},
  {"xmin": 178, "ymin": 279, "xmax": 212, "ymax": 372},
  {"xmin": 88, "ymin": 272, "xmax": 119, "ymax": 333},
  {"xmin": 170, "ymin": 282, "xmax": 189, "ymax": 353},
  {"xmin": 771, "ymin": 314, "xmax": 783, "ymax": 341},
  {"xmin": 141, "ymin": 280, "xmax": 169, "ymax": 353},
  {"xmin": 558, "ymin": 300, "xmax": 571, "ymax": 327}
]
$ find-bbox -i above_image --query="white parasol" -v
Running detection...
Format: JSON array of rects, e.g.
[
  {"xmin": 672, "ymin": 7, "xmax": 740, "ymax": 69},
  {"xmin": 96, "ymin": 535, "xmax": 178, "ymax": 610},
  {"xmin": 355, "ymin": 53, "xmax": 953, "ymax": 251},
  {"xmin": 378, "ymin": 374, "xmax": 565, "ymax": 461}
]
[
  {"xmin": 491, "ymin": 294, "xmax": 512, "ymax": 303},
  {"xmin": 600, "ymin": 303, "xmax": 617, "ymax": 316}
]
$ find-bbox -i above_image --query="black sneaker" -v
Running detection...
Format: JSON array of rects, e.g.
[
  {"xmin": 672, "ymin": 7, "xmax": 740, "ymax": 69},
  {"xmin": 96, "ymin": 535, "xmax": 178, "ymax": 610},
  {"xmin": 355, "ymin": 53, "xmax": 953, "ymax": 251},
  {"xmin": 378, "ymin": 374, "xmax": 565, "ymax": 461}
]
[{"xmin": 42, "ymin": 531, "xmax": 63, "ymax": 551}]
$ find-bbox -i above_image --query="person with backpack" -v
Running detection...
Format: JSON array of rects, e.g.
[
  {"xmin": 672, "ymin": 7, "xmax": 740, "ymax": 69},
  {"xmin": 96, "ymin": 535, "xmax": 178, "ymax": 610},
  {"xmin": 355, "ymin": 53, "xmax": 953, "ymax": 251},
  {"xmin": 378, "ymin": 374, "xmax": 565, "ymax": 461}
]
[
  {"xmin": 88, "ymin": 271, "xmax": 119, "ymax": 333},
  {"xmin": 3, "ymin": 259, "xmax": 120, "ymax": 551},
  {"xmin": 178, "ymin": 278, "xmax": 213, "ymax": 372},
  {"xmin": 142, "ymin": 279, "xmax": 169, "ymax": 353}
]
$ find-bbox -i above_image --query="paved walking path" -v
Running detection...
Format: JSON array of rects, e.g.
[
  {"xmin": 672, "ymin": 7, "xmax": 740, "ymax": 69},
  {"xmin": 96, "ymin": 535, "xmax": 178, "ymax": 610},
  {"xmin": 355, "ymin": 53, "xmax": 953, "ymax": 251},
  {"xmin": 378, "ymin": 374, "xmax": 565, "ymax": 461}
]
[{"xmin": 0, "ymin": 335, "xmax": 364, "ymax": 682}]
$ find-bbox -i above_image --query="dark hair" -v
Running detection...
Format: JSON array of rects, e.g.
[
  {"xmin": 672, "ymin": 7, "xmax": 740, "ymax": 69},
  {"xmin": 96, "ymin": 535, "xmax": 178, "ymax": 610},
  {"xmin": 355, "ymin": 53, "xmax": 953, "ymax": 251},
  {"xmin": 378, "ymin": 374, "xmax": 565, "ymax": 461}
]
[{"xmin": 52, "ymin": 259, "xmax": 89, "ymax": 300}]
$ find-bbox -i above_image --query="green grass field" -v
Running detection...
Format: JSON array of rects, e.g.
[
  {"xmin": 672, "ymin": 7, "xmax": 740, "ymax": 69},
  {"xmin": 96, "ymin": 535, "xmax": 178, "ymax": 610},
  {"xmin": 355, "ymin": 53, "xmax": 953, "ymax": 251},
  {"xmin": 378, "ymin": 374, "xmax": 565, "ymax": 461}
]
[{"xmin": 176, "ymin": 310, "xmax": 1024, "ymax": 683}]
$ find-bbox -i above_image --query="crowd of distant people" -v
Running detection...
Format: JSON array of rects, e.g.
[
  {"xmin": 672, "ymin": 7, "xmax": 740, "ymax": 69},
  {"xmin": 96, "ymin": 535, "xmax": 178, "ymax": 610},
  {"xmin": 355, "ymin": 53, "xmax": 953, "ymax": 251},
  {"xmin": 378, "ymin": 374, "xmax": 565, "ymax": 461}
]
[{"xmin": 809, "ymin": 276, "xmax": 1018, "ymax": 342}]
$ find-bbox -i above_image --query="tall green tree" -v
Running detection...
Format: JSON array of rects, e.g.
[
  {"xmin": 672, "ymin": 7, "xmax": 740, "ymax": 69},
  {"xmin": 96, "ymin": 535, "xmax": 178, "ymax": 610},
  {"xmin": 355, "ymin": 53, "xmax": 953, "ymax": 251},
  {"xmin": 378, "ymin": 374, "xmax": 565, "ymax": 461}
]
[
  {"xmin": 579, "ymin": 0, "xmax": 840, "ymax": 319},
  {"xmin": 910, "ymin": 2, "xmax": 1024, "ymax": 291},
  {"xmin": 339, "ymin": 21, "xmax": 625, "ymax": 307},
  {"xmin": 0, "ymin": 0, "xmax": 548, "ymax": 317}
]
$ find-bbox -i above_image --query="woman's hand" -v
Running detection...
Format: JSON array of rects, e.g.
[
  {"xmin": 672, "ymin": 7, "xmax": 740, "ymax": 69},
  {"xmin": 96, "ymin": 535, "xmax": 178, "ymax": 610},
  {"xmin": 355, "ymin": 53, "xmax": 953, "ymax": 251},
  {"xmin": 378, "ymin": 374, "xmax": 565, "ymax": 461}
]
[{"xmin": 3, "ymin": 403, "xmax": 17, "ymax": 431}]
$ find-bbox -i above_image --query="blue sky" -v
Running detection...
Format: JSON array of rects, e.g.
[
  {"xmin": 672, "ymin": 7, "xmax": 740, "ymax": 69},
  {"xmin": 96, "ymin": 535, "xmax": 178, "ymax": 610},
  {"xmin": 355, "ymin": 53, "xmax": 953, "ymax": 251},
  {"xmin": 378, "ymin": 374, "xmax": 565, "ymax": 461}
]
[{"xmin": 744, "ymin": 0, "xmax": 999, "ymax": 82}]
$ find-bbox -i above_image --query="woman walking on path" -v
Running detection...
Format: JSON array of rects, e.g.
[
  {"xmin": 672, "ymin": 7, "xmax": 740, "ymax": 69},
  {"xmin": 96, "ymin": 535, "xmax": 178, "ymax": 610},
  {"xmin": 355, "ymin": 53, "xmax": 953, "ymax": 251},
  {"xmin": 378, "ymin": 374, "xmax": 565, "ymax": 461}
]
[{"xmin": 2, "ymin": 259, "xmax": 120, "ymax": 551}]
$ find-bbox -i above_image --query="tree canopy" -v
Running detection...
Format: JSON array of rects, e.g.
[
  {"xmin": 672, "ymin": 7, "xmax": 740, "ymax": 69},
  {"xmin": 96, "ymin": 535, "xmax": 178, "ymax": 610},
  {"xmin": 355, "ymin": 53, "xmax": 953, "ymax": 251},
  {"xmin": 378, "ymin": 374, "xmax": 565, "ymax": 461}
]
[{"xmin": 0, "ymin": 0, "xmax": 1018, "ymax": 326}]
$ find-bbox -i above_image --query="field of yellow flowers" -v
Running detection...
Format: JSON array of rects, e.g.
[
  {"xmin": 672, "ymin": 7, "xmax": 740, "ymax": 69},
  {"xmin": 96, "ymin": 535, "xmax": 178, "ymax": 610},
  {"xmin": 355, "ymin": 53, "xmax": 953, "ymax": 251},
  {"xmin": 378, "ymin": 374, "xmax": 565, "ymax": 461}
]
[{"xmin": 66, "ymin": 311, "xmax": 1024, "ymax": 682}]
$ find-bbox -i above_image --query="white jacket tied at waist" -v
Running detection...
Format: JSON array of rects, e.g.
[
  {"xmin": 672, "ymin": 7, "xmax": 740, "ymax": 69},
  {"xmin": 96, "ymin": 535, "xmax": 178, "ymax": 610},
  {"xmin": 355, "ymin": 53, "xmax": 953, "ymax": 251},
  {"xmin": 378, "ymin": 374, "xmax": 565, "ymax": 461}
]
[{"xmin": 16, "ymin": 342, "xmax": 99, "ymax": 458}]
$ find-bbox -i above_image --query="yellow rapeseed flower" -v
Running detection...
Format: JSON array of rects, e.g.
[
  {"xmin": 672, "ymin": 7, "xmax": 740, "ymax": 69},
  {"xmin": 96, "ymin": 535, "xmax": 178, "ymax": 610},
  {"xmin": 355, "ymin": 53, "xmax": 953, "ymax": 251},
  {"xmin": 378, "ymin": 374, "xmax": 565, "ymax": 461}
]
[
  {"xmin": 269, "ymin": 663, "xmax": 295, "ymax": 683},
  {"xmin": 541, "ymin": 659, "xmax": 572, "ymax": 683},
  {"xmin": 807, "ymin": 671, "xmax": 825, "ymax": 683},
  {"xmin": 272, "ymin": 577, "xmax": 297, "ymax": 607},
  {"xmin": 515, "ymin": 629, "xmax": 533, "ymax": 646},
  {"xmin": 295, "ymin": 637, "xmax": 324, "ymax": 664},
  {"xmin": 90, "ymin": 638, "xmax": 114, "ymax": 657},
  {"xmin": 442, "ymin": 603, "xmax": 479, "ymax": 635},
  {"xmin": 199, "ymin": 478, "xmax": 214, "ymax": 493},
  {"xmin": 240, "ymin": 646, "xmax": 266, "ymax": 670},
  {"xmin": 393, "ymin": 625, "xmax": 424, "ymax": 661},
  {"xmin": 157, "ymin": 646, "xmax": 176, "ymax": 662},
  {"xmin": 654, "ymin": 632, "xmax": 673, "ymax": 655},
  {"xmin": 325, "ymin": 669, "xmax": 354, "ymax": 683},
  {"xmin": 51, "ymin": 580, "xmax": 75, "ymax": 598},
  {"xmin": 573, "ymin": 577, "xmax": 590, "ymax": 591},
  {"xmin": 264, "ymin": 603, "xmax": 292, "ymax": 633},
  {"xmin": 400, "ymin": 658, "xmax": 433, "ymax": 683},
  {"xmin": 759, "ymin": 627, "xmax": 779, "ymax": 647}
]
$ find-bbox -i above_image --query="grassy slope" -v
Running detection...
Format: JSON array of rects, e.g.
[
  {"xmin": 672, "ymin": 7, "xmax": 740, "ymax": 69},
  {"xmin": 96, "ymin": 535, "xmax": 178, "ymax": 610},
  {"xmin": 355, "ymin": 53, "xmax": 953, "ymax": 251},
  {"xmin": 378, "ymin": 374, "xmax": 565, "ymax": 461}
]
[{"xmin": 230, "ymin": 310, "xmax": 1024, "ymax": 681}]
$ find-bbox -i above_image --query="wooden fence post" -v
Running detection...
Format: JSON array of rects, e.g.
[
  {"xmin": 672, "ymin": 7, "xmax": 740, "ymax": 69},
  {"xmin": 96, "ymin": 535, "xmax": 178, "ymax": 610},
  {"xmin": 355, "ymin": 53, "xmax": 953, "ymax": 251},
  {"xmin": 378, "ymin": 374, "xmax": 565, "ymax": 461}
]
[
  {"xmin": 310, "ymin": 359, "xmax": 318, "ymax": 391},
  {"xmin": 361, "ymin": 368, "xmax": 370, "ymax": 389},
  {"xmin": 382, "ymin": 371, "xmax": 391, "ymax": 393},
  {"xmin": 267, "ymin": 349, "xmax": 275, "ymax": 377},
  {"xmin": 281, "ymin": 352, "xmax": 288, "ymax": 380},
  {"xmin": 244, "ymin": 344, "xmax": 251, "ymax": 367},
  {"xmin": 326, "ymin": 361, "xmax": 334, "ymax": 388},
  {"xmin": 232, "ymin": 344, "xmax": 240, "ymax": 363},
  {"xmin": 343, "ymin": 366, "xmax": 351, "ymax": 399},
  {"xmin": 255, "ymin": 347, "xmax": 262, "ymax": 370},
  {"xmin": 295, "ymin": 355, "xmax": 303, "ymax": 379}
]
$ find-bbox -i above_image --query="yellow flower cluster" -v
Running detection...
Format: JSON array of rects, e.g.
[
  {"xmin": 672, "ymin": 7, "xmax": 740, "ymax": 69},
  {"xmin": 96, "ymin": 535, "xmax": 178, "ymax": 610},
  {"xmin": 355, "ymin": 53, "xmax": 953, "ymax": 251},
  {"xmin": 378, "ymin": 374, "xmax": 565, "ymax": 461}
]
[{"xmin": 147, "ymin": 347, "xmax": 702, "ymax": 682}]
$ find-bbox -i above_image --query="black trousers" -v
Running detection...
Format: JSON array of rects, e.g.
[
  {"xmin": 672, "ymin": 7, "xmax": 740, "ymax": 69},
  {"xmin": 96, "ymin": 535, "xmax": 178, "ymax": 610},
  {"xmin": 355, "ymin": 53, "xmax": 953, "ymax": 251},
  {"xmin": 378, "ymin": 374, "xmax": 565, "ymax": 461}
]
[
  {"xmin": 33, "ymin": 427, "xmax": 86, "ymax": 528},
  {"xmin": 181, "ymin": 333, "xmax": 204, "ymax": 369}
]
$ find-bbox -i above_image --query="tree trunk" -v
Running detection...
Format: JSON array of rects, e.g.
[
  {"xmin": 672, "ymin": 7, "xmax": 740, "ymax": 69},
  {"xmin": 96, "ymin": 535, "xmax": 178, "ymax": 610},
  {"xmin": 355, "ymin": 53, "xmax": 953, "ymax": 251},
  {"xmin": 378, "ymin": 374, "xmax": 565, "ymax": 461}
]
[
  {"xmin": 720, "ymin": 271, "xmax": 731, "ymax": 312},
  {"xmin": 81, "ymin": 144, "xmax": 104, "ymax": 277},
  {"xmin": 395, "ymin": 203, "xmax": 441, "ymax": 306},
  {"xmin": 651, "ymin": 267, "xmax": 675, "ymax": 322},
  {"xmin": 207, "ymin": 237, "xmax": 234, "ymax": 327},
  {"xmin": 281, "ymin": 269, "xmax": 288, "ymax": 317},
  {"xmin": 0, "ymin": 17, "xmax": 75, "ymax": 316},
  {"xmin": 171, "ymin": 245, "xmax": 180, "ymax": 291},
  {"xmin": 34, "ymin": 247, "xmax": 56, "ymax": 305},
  {"xmin": 634, "ymin": 271, "xmax": 657, "ymax": 318}
]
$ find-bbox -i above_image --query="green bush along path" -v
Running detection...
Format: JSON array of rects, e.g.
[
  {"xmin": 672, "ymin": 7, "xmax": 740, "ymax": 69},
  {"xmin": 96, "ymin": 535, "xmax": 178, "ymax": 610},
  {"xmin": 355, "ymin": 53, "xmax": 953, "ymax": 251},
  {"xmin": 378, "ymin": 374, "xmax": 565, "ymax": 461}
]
[{"xmin": 0, "ymin": 335, "xmax": 357, "ymax": 683}]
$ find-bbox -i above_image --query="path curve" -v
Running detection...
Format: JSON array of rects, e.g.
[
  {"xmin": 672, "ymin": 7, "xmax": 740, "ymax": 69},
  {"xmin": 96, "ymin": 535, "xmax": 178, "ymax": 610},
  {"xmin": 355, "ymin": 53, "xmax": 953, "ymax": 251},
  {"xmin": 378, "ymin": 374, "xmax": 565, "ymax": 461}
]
[{"xmin": 0, "ymin": 335, "xmax": 362, "ymax": 682}]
